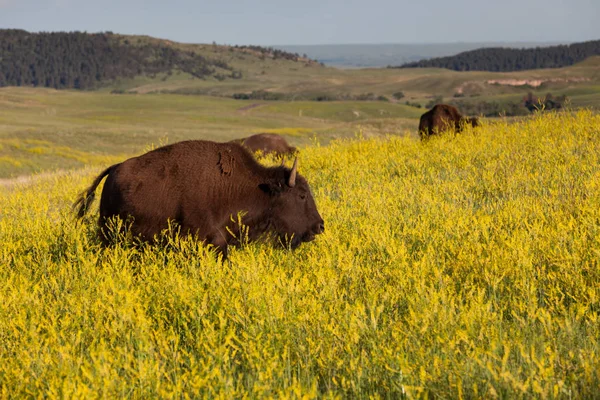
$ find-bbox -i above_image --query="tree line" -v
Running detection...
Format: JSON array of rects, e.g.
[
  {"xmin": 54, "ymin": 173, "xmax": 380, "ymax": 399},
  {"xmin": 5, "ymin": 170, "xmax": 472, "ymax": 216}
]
[
  {"xmin": 231, "ymin": 44, "xmax": 314, "ymax": 63},
  {"xmin": 0, "ymin": 29, "xmax": 240, "ymax": 90},
  {"xmin": 394, "ymin": 40, "xmax": 600, "ymax": 72}
]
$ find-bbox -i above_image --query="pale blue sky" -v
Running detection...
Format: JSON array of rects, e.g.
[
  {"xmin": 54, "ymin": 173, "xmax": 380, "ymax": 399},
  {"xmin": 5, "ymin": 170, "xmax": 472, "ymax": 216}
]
[{"xmin": 0, "ymin": 0, "xmax": 598, "ymax": 45}]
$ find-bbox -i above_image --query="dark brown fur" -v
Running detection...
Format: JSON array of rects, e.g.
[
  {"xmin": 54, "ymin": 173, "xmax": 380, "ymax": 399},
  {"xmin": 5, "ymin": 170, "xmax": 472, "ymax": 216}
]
[
  {"xmin": 232, "ymin": 133, "xmax": 297, "ymax": 157},
  {"xmin": 418, "ymin": 104, "xmax": 480, "ymax": 139},
  {"xmin": 74, "ymin": 140, "xmax": 324, "ymax": 257}
]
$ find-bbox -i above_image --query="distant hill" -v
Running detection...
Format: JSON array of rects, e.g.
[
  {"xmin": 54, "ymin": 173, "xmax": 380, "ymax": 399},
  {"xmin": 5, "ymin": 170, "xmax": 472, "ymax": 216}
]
[
  {"xmin": 0, "ymin": 30, "xmax": 312, "ymax": 90},
  {"xmin": 275, "ymin": 42, "xmax": 567, "ymax": 68},
  {"xmin": 1, "ymin": 30, "xmax": 599, "ymax": 111},
  {"xmin": 396, "ymin": 40, "xmax": 600, "ymax": 72}
]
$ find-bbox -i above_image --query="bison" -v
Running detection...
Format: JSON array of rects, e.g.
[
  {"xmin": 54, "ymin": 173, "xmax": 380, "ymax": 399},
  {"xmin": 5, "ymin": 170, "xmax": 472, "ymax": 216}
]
[
  {"xmin": 418, "ymin": 104, "xmax": 479, "ymax": 139},
  {"xmin": 232, "ymin": 133, "xmax": 297, "ymax": 158},
  {"xmin": 74, "ymin": 140, "xmax": 324, "ymax": 257}
]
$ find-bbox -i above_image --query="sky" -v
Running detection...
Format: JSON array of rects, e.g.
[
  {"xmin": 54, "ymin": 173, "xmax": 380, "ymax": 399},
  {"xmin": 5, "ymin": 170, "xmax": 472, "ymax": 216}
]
[{"xmin": 0, "ymin": 0, "xmax": 598, "ymax": 45}]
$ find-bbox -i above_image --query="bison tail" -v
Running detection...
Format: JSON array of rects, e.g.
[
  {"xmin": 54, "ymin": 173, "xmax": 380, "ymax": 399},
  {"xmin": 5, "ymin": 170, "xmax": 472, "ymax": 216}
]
[{"xmin": 73, "ymin": 164, "xmax": 119, "ymax": 219}]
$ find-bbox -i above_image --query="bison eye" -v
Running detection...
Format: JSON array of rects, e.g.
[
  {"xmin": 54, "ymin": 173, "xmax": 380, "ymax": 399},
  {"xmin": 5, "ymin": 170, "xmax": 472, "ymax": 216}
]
[{"xmin": 299, "ymin": 193, "xmax": 307, "ymax": 200}]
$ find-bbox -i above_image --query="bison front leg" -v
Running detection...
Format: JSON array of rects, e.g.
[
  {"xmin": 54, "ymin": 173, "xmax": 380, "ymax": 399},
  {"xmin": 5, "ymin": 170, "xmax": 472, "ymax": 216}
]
[{"xmin": 207, "ymin": 231, "xmax": 229, "ymax": 260}]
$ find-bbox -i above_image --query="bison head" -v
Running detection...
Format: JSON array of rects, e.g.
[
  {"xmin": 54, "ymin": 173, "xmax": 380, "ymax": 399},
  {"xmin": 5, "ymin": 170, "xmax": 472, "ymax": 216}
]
[{"xmin": 259, "ymin": 158, "xmax": 324, "ymax": 249}]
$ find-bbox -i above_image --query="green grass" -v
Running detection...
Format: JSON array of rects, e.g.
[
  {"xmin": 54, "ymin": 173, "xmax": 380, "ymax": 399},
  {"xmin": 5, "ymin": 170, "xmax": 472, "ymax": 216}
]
[
  {"xmin": 3, "ymin": 77, "xmax": 600, "ymax": 181},
  {"xmin": 0, "ymin": 88, "xmax": 419, "ymax": 179},
  {"xmin": 256, "ymin": 101, "xmax": 423, "ymax": 122}
]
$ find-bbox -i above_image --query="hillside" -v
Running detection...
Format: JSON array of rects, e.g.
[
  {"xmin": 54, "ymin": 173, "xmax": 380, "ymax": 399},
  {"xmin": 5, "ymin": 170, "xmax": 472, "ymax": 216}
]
[
  {"xmin": 111, "ymin": 53, "xmax": 600, "ymax": 112},
  {"xmin": 397, "ymin": 40, "xmax": 600, "ymax": 71},
  {"xmin": 0, "ymin": 30, "xmax": 315, "ymax": 90},
  {"xmin": 2, "ymin": 111, "xmax": 599, "ymax": 397},
  {"xmin": 2, "ymin": 30, "xmax": 600, "ymax": 112}
]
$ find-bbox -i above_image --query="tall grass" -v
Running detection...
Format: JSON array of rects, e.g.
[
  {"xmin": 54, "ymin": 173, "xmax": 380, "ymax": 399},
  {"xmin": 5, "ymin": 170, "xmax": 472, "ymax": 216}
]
[{"xmin": 1, "ymin": 111, "xmax": 599, "ymax": 397}]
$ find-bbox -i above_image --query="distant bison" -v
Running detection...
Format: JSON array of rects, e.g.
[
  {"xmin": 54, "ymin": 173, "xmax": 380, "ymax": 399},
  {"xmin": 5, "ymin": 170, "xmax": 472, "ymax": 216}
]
[
  {"xmin": 418, "ymin": 104, "xmax": 479, "ymax": 139},
  {"xmin": 74, "ymin": 140, "xmax": 324, "ymax": 257},
  {"xmin": 232, "ymin": 133, "xmax": 297, "ymax": 157}
]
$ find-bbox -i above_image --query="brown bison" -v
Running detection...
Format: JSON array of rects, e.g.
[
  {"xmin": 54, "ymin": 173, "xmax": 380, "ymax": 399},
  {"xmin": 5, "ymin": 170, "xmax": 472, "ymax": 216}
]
[
  {"xmin": 232, "ymin": 133, "xmax": 297, "ymax": 157},
  {"xmin": 418, "ymin": 104, "xmax": 479, "ymax": 139},
  {"xmin": 74, "ymin": 140, "xmax": 324, "ymax": 257}
]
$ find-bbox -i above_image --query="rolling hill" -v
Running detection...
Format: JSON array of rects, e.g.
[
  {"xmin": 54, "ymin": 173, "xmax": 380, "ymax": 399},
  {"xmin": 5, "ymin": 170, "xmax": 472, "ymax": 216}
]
[
  {"xmin": 0, "ymin": 29, "xmax": 316, "ymax": 90},
  {"xmin": 2, "ymin": 30, "xmax": 600, "ymax": 112}
]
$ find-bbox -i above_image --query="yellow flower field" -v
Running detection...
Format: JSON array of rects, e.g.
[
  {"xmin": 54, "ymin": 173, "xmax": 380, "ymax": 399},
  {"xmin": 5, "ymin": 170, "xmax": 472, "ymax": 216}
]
[{"xmin": 1, "ymin": 110, "xmax": 599, "ymax": 398}]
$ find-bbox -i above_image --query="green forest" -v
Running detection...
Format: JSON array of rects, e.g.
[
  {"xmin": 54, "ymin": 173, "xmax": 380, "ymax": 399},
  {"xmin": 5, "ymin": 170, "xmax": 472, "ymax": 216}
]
[
  {"xmin": 397, "ymin": 40, "xmax": 600, "ymax": 71},
  {"xmin": 0, "ymin": 30, "xmax": 249, "ymax": 89}
]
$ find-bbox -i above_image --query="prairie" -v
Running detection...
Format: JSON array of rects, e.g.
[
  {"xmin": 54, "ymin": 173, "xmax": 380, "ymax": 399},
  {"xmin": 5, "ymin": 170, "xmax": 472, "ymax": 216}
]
[
  {"xmin": 0, "ymin": 87, "xmax": 419, "ymax": 179},
  {"xmin": 1, "ymin": 110, "xmax": 599, "ymax": 397},
  {"xmin": 107, "ymin": 38, "xmax": 600, "ymax": 110},
  {"xmin": 106, "ymin": 37, "xmax": 600, "ymax": 104}
]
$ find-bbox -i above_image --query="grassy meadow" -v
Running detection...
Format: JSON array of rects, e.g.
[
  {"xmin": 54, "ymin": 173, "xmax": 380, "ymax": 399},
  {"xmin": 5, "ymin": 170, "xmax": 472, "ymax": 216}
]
[
  {"xmin": 107, "ymin": 38, "xmax": 600, "ymax": 110},
  {"xmin": 89, "ymin": 36, "xmax": 600, "ymax": 112},
  {"xmin": 2, "ymin": 47, "xmax": 600, "ymax": 177},
  {"xmin": 1, "ymin": 109, "xmax": 600, "ymax": 397},
  {"xmin": 0, "ymin": 87, "xmax": 421, "ymax": 179}
]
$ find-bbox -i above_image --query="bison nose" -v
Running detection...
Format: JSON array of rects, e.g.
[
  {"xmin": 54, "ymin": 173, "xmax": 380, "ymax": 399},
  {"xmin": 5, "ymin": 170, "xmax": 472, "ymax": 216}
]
[{"xmin": 317, "ymin": 221, "xmax": 325, "ymax": 234}]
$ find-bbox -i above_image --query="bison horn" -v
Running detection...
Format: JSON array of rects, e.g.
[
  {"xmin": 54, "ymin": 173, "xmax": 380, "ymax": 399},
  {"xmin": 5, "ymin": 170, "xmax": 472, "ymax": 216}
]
[{"xmin": 288, "ymin": 157, "xmax": 298, "ymax": 187}]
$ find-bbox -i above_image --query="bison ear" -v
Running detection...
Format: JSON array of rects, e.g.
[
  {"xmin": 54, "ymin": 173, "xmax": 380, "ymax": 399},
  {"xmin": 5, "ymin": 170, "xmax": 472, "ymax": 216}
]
[{"xmin": 259, "ymin": 181, "xmax": 284, "ymax": 196}]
